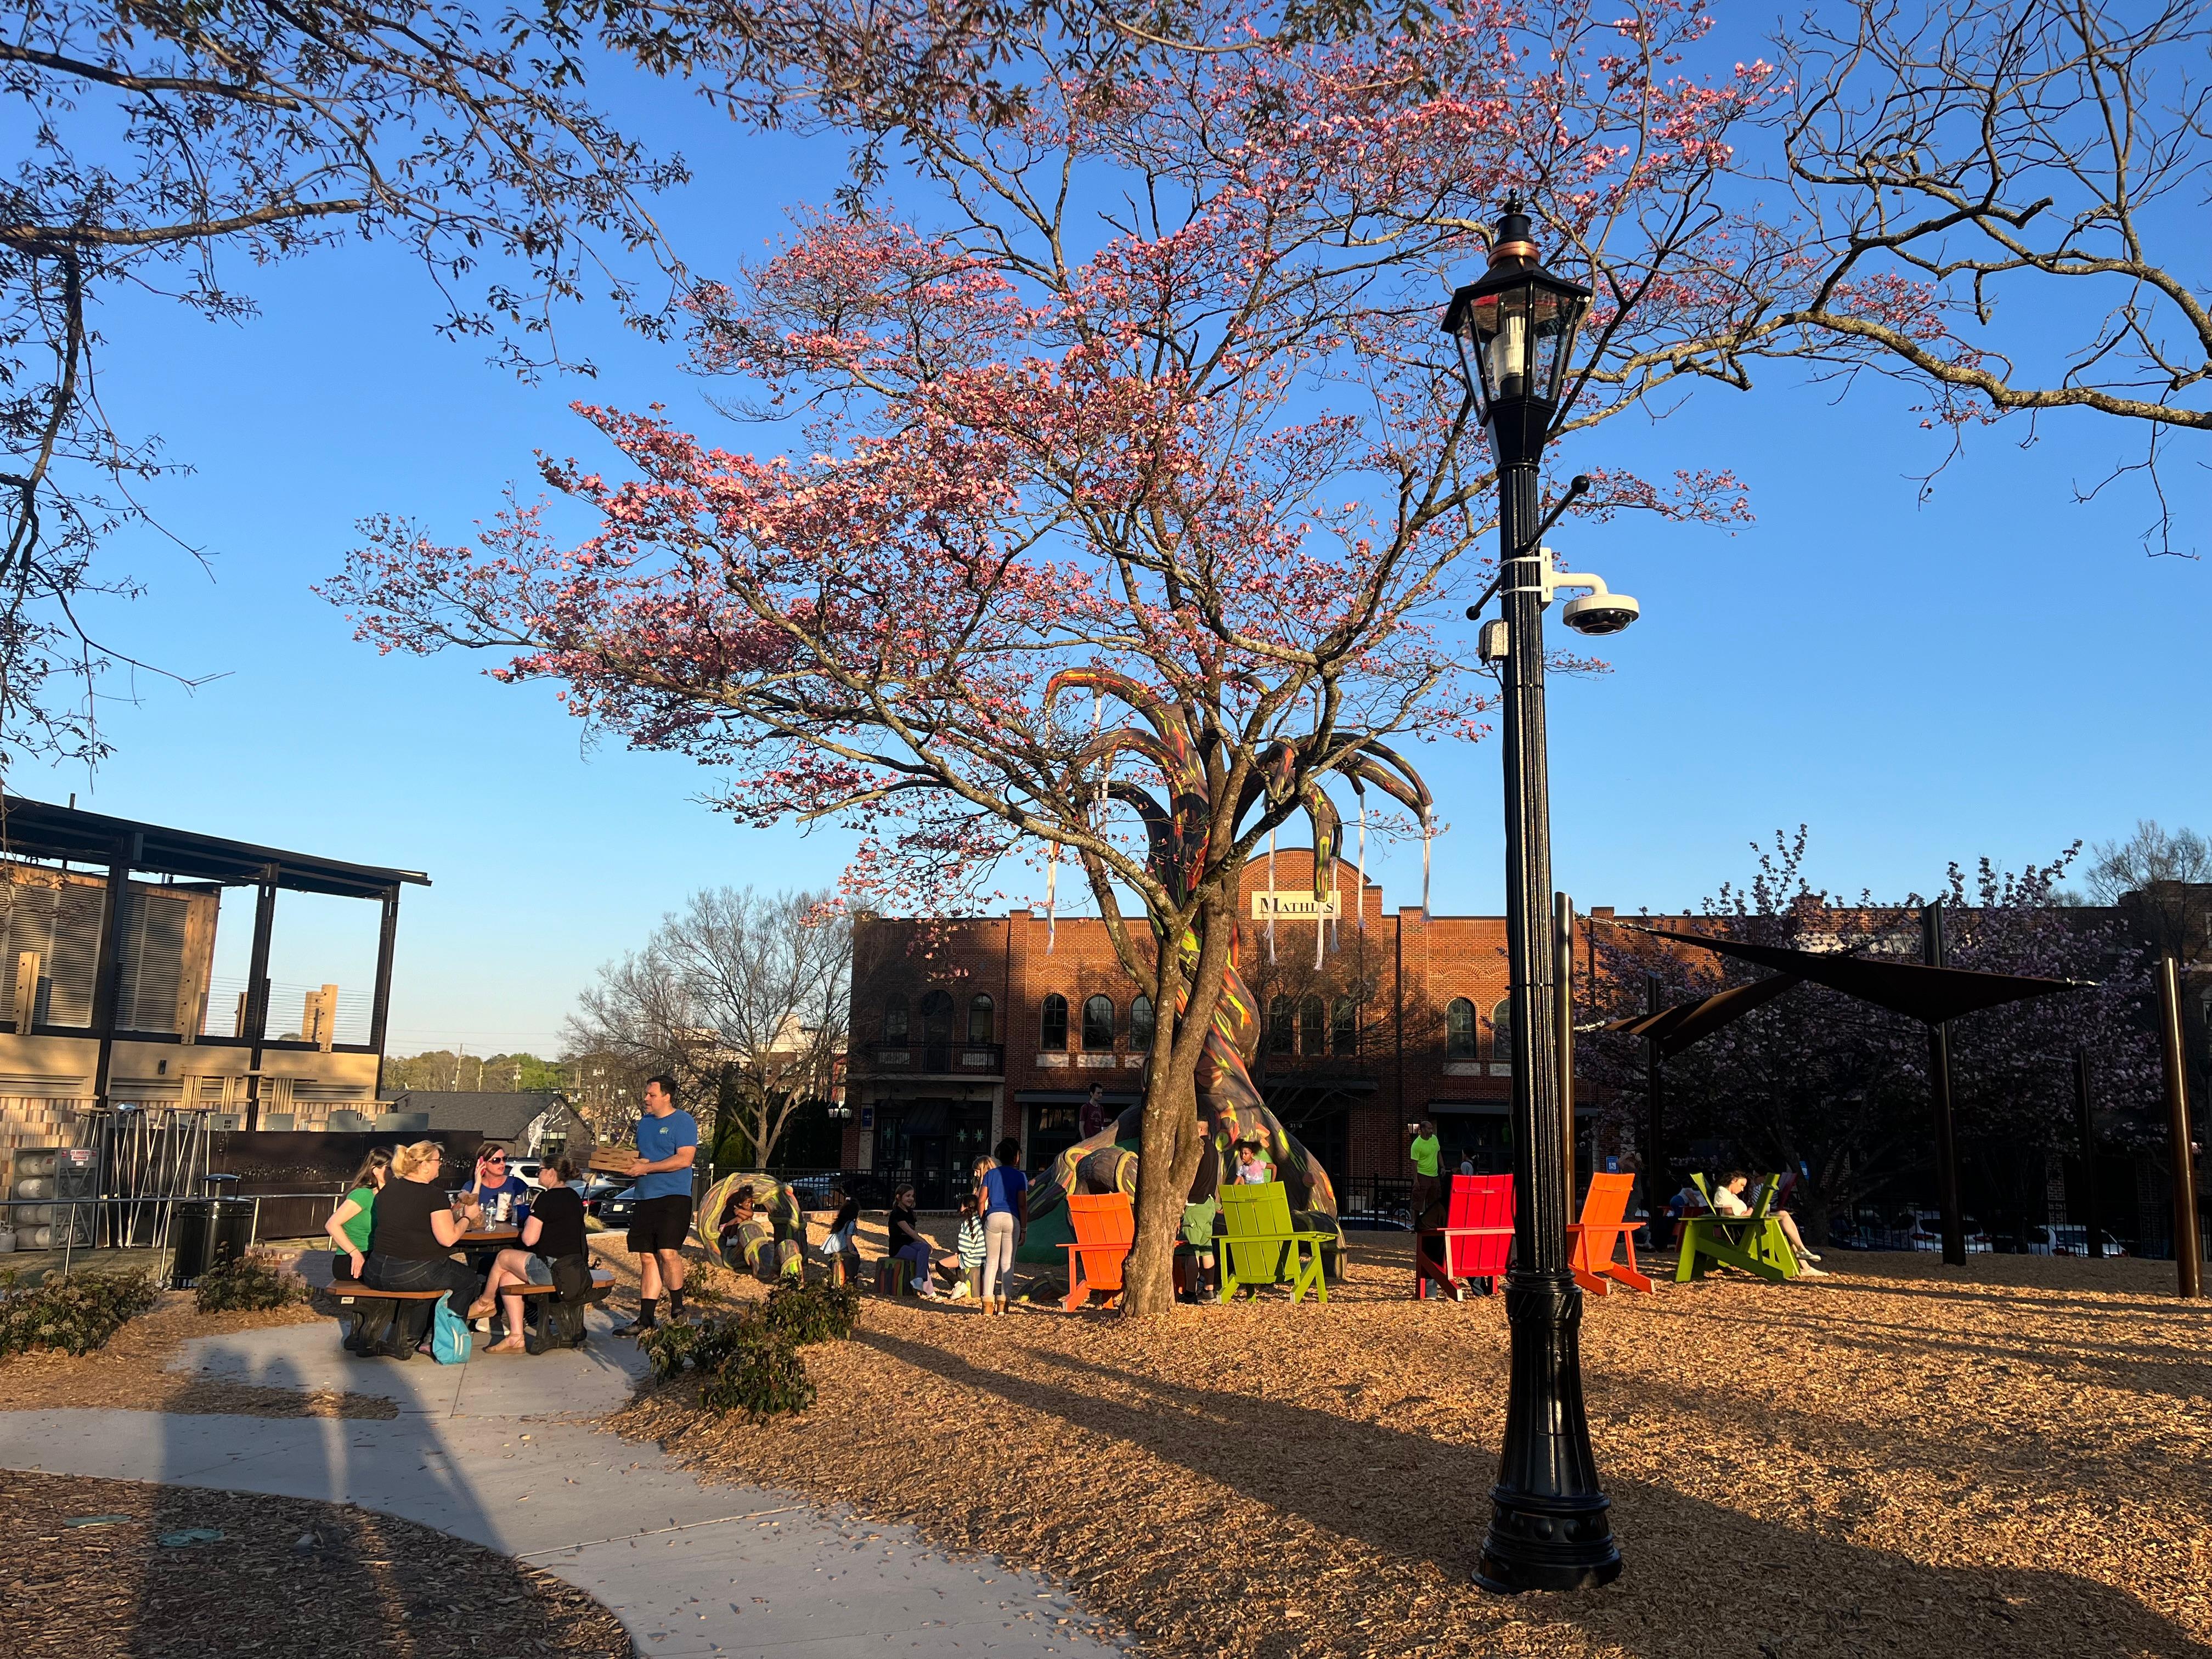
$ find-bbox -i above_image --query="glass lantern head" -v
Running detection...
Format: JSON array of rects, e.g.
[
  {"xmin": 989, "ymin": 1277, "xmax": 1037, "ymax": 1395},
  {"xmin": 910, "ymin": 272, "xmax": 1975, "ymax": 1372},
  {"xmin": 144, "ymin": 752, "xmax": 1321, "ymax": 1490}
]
[{"xmin": 1442, "ymin": 208, "xmax": 1593, "ymax": 459}]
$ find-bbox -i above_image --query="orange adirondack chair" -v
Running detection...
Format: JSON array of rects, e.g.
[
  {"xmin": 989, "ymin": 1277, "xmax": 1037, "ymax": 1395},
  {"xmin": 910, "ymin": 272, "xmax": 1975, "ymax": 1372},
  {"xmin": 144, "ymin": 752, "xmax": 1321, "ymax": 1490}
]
[
  {"xmin": 1062, "ymin": 1192, "xmax": 1136, "ymax": 1310},
  {"xmin": 1568, "ymin": 1171, "xmax": 1655, "ymax": 1295},
  {"xmin": 1414, "ymin": 1174, "xmax": 1514, "ymax": 1300}
]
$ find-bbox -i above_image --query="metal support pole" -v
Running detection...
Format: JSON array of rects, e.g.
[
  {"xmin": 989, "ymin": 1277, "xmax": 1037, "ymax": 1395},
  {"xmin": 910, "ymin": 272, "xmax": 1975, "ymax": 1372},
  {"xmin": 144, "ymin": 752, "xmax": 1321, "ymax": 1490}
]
[
  {"xmin": 2158, "ymin": 957, "xmax": 2203, "ymax": 1297},
  {"xmin": 1644, "ymin": 971, "xmax": 1664, "ymax": 1248},
  {"xmin": 1475, "ymin": 454, "xmax": 1617, "ymax": 1594},
  {"xmin": 91, "ymin": 832, "xmax": 143, "ymax": 1107},
  {"xmin": 1921, "ymin": 900, "xmax": 1966, "ymax": 1267},
  {"xmin": 1556, "ymin": 892, "xmax": 1576, "ymax": 1212},
  {"xmin": 243, "ymin": 864, "xmax": 279, "ymax": 1132},
  {"xmin": 2074, "ymin": 1047, "xmax": 2102, "ymax": 1260},
  {"xmin": 370, "ymin": 885, "xmax": 400, "ymax": 1094}
]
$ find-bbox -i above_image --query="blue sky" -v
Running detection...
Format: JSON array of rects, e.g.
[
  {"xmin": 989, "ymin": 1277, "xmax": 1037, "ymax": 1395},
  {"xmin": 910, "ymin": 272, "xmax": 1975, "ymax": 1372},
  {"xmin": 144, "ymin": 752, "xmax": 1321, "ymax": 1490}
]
[{"xmin": 19, "ymin": 52, "xmax": 2208, "ymax": 1058}]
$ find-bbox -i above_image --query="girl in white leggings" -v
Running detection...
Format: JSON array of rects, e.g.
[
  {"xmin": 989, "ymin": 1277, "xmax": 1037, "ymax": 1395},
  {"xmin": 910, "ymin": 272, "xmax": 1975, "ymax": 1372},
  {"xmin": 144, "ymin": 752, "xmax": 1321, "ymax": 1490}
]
[{"xmin": 978, "ymin": 1143, "xmax": 1029, "ymax": 1313}]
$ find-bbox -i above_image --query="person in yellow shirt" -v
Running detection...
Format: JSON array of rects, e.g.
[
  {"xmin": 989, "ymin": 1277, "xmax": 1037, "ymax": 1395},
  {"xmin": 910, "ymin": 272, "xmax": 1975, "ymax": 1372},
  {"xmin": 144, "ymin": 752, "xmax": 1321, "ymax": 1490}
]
[{"xmin": 1407, "ymin": 1119, "xmax": 1442, "ymax": 1225}]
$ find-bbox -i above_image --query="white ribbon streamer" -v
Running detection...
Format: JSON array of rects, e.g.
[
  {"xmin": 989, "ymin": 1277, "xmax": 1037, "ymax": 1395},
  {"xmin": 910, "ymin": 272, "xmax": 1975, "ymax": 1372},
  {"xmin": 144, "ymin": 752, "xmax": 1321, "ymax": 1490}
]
[{"xmin": 1266, "ymin": 825, "xmax": 1277, "ymax": 965}]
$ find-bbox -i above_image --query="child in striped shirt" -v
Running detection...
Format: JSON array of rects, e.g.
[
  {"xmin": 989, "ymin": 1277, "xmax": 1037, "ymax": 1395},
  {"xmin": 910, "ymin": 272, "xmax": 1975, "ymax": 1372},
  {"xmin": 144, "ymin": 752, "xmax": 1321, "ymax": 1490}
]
[{"xmin": 953, "ymin": 1190, "xmax": 988, "ymax": 1301}]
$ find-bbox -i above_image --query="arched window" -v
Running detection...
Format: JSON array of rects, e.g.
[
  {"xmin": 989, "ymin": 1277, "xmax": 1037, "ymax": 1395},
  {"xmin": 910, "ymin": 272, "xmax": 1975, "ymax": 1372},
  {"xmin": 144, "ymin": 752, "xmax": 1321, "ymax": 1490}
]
[
  {"xmin": 1082, "ymin": 994, "xmax": 1116, "ymax": 1050},
  {"xmin": 1129, "ymin": 994, "xmax": 1156, "ymax": 1051},
  {"xmin": 1490, "ymin": 998, "xmax": 1514, "ymax": 1063},
  {"xmin": 1040, "ymin": 993, "xmax": 1068, "ymax": 1051},
  {"xmin": 1268, "ymin": 997, "xmax": 1295, "ymax": 1055},
  {"xmin": 1331, "ymin": 998, "xmax": 1359, "ymax": 1056},
  {"xmin": 883, "ymin": 995, "xmax": 910, "ymax": 1043},
  {"xmin": 1444, "ymin": 997, "xmax": 1476, "ymax": 1059},
  {"xmin": 968, "ymin": 994, "xmax": 995, "ymax": 1045},
  {"xmin": 918, "ymin": 990, "xmax": 955, "ymax": 1046},
  {"xmin": 1299, "ymin": 996, "xmax": 1325, "ymax": 1056}
]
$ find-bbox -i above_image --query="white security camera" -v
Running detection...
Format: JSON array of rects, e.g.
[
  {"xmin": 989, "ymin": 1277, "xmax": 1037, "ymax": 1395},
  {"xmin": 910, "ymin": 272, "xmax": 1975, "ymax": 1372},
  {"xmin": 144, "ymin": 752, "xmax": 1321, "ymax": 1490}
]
[
  {"xmin": 1560, "ymin": 589, "xmax": 1640, "ymax": 636},
  {"xmin": 1537, "ymin": 557, "xmax": 1641, "ymax": 637}
]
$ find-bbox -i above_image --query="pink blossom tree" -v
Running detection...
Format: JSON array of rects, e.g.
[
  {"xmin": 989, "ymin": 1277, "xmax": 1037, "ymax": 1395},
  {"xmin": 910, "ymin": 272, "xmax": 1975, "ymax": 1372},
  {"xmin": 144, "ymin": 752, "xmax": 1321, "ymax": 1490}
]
[{"xmin": 327, "ymin": 0, "xmax": 1908, "ymax": 1313}]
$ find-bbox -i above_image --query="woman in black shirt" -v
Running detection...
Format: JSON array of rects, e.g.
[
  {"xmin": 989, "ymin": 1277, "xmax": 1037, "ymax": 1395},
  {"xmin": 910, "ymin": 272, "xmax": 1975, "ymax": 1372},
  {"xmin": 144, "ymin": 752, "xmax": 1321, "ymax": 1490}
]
[
  {"xmin": 476, "ymin": 1159, "xmax": 590, "ymax": 1352},
  {"xmin": 364, "ymin": 1142, "xmax": 484, "ymax": 1342}
]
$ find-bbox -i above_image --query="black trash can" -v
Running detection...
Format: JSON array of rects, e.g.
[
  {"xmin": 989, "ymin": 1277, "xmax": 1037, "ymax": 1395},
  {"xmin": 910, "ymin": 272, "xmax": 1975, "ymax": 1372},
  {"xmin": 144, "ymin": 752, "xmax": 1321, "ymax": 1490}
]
[{"xmin": 170, "ymin": 1198, "xmax": 257, "ymax": 1288}]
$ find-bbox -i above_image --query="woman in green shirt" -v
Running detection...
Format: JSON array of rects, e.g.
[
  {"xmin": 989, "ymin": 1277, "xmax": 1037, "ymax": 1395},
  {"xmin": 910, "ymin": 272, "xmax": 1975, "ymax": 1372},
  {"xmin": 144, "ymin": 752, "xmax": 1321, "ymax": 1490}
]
[{"xmin": 324, "ymin": 1148, "xmax": 392, "ymax": 1282}]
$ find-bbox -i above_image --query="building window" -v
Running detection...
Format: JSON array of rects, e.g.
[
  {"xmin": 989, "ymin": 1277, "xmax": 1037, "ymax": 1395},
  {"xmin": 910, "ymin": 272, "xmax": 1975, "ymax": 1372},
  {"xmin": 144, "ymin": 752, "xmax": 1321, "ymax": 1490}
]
[
  {"xmin": 968, "ymin": 994, "xmax": 995, "ymax": 1045},
  {"xmin": 1444, "ymin": 997, "xmax": 1476, "ymax": 1059},
  {"xmin": 1041, "ymin": 993, "xmax": 1069, "ymax": 1051},
  {"xmin": 1082, "ymin": 994, "xmax": 1116, "ymax": 1050},
  {"xmin": 1130, "ymin": 994, "xmax": 1155, "ymax": 1051},
  {"xmin": 918, "ymin": 990, "xmax": 955, "ymax": 1049},
  {"xmin": 884, "ymin": 995, "xmax": 909, "ymax": 1043},
  {"xmin": 1331, "ymin": 998, "xmax": 1359, "ymax": 1056},
  {"xmin": 1299, "ymin": 996, "xmax": 1324, "ymax": 1056},
  {"xmin": 1268, "ymin": 997, "xmax": 1294, "ymax": 1056},
  {"xmin": 1490, "ymin": 998, "xmax": 1513, "ymax": 1063}
]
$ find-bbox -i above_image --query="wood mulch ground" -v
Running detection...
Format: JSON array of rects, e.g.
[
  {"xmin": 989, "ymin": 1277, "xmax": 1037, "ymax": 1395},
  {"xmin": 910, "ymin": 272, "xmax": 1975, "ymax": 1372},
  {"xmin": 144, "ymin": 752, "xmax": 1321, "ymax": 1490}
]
[
  {"xmin": 611, "ymin": 1233, "xmax": 2212, "ymax": 1659},
  {"xmin": 0, "ymin": 1470, "xmax": 629, "ymax": 1657}
]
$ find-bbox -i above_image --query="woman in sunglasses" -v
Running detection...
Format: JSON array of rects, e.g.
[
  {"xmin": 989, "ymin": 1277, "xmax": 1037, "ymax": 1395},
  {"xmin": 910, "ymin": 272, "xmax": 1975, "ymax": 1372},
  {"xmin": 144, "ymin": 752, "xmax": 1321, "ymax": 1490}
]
[{"xmin": 463, "ymin": 1144, "xmax": 534, "ymax": 1276}]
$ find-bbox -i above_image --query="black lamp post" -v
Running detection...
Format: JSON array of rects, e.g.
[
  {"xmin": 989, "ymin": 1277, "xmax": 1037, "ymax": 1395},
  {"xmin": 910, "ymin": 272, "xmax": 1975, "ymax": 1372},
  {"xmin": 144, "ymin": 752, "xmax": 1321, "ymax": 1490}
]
[{"xmin": 1443, "ymin": 205, "xmax": 1622, "ymax": 1593}]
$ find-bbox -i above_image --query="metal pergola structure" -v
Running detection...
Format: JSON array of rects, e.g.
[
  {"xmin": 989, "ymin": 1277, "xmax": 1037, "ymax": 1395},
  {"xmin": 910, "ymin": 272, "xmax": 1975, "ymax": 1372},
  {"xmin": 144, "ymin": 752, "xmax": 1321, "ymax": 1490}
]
[{"xmin": 0, "ymin": 794, "xmax": 431, "ymax": 1122}]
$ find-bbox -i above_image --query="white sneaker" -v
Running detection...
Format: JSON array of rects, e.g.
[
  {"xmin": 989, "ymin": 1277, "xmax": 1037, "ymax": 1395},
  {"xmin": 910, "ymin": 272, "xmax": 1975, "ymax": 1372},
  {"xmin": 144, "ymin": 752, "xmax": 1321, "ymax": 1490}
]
[{"xmin": 1799, "ymin": 1263, "xmax": 1831, "ymax": 1278}]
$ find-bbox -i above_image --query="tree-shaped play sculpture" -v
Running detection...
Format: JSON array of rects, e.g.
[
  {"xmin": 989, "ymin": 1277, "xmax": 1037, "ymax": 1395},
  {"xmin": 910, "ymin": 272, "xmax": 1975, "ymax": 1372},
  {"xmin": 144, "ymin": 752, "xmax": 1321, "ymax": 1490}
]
[{"xmin": 1018, "ymin": 669, "xmax": 1432, "ymax": 1266}]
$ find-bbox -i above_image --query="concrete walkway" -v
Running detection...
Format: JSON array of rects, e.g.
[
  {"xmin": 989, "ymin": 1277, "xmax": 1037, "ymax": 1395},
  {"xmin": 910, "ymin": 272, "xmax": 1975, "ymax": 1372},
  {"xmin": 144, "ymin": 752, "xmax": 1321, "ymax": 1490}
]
[{"xmin": 0, "ymin": 1313, "xmax": 1121, "ymax": 1657}]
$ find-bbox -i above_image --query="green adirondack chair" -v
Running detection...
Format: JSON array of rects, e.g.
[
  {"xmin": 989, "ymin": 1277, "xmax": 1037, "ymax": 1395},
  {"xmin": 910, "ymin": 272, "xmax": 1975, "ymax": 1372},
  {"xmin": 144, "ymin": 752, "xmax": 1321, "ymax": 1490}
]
[
  {"xmin": 1218, "ymin": 1183, "xmax": 1331, "ymax": 1304},
  {"xmin": 1675, "ymin": 1173, "xmax": 1802, "ymax": 1284}
]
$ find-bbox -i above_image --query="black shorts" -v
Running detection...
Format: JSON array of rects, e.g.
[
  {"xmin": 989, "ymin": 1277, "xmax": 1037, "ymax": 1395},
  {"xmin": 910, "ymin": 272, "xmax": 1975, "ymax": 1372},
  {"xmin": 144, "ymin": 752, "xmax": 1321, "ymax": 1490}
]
[{"xmin": 628, "ymin": 1194, "xmax": 693, "ymax": 1255}]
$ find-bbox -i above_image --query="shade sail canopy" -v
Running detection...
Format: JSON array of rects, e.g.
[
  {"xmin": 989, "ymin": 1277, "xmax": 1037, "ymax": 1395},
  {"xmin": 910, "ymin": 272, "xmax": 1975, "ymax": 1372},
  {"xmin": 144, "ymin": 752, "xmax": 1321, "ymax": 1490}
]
[
  {"xmin": 1629, "ymin": 927, "xmax": 2086, "ymax": 1026},
  {"xmin": 1599, "ymin": 972, "xmax": 1802, "ymax": 1057}
]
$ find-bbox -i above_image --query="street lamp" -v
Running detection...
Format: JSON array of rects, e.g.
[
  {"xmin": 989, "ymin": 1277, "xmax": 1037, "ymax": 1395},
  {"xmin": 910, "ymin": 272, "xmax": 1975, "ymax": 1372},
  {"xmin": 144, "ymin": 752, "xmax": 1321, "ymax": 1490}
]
[{"xmin": 1444, "ymin": 204, "xmax": 1626, "ymax": 1594}]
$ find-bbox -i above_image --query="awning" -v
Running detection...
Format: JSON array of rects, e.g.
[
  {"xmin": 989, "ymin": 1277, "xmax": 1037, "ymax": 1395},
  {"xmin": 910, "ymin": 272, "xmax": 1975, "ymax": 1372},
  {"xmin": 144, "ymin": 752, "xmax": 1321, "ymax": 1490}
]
[{"xmin": 1015, "ymin": 1090, "xmax": 1139, "ymax": 1106}]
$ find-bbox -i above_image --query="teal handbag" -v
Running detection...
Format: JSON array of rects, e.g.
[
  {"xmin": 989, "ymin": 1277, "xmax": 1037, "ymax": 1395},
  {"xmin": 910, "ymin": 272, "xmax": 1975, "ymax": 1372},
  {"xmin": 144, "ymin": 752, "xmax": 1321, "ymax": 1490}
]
[{"xmin": 430, "ymin": 1297, "xmax": 473, "ymax": 1365}]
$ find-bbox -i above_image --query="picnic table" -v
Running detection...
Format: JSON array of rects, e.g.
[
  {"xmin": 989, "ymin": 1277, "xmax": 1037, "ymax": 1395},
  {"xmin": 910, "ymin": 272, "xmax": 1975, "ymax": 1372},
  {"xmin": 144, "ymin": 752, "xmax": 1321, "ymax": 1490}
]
[{"xmin": 457, "ymin": 1228, "xmax": 521, "ymax": 1248}]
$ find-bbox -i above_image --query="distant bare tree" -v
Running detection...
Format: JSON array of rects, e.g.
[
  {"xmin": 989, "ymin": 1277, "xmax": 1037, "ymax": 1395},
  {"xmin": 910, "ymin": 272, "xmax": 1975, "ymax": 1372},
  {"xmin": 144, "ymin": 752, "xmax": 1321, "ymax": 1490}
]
[
  {"xmin": 2083, "ymin": 820, "xmax": 2212, "ymax": 965},
  {"xmin": 562, "ymin": 887, "xmax": 849, "ymax": 1166},
  {"xmin": 1777, "ymin": 0, "xmax": 2211, "ymax": 547}
]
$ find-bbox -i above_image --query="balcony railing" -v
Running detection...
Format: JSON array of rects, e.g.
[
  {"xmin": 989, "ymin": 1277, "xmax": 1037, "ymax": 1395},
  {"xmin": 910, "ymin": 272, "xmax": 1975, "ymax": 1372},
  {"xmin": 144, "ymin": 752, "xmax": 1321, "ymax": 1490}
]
[{"xmin": 864, "ymin": 1041, "xmax": 1004, "ymax": 1075}]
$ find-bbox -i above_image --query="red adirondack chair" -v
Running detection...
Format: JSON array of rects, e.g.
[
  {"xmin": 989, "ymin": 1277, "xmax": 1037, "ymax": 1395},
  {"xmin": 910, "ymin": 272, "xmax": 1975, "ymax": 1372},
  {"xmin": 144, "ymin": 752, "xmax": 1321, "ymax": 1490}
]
[
  {"xmin": 1414, "ymin": 1174, "xmax": 1514, "ymax": 1300},
  {"xmin": 1568, "ymin": 1171, "xmax": 1655, "ymax": 1295},
  {"xmin": 1062, "ymin": 1192, "xmax": 1136, "ymax": 1310}
]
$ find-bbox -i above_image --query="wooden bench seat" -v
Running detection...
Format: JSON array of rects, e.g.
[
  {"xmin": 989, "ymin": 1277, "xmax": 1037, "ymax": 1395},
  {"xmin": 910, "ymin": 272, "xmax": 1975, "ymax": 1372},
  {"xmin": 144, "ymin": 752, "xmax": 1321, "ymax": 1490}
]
[{"xmin": 330, "ymin": 1269, "xmax": 614, "ymax": 1302}]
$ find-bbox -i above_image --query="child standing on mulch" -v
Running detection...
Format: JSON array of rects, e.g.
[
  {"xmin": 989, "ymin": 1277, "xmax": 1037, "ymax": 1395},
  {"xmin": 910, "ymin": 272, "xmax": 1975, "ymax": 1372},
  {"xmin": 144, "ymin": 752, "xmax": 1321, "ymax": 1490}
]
[
  {"xmin": 953, "ymin": 1192, "xmax": 988, "ymax": 1300},
  {"xmin": 819, "ymin": 1188, "xmax": 862, "ymax": 1287}
]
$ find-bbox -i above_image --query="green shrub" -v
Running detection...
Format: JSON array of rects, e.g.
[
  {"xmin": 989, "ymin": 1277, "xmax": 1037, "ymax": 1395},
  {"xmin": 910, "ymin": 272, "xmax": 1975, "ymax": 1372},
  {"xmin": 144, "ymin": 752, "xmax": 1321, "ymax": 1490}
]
[
  {"xmin": 760, "ymin": 1279, "xmax": 861, "ymax": 1346},
  {"xmin": 698, "ymin": 1327, "xmax": 816, "ymax": 1420},
  {"xmin": 194, "ymin": 1250, "xmax": 306, "ymax": 1314},
  {"xmin": 0, "ymin": 1268, "xmax": 160, "ymax": 1356}
]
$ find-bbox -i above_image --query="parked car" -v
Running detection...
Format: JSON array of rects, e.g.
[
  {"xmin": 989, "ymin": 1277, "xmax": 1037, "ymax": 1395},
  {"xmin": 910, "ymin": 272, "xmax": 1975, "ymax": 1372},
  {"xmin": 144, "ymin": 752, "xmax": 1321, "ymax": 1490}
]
[
  {"xmin": 594, "ymin": 1185, "xmax": 641, "ymax": 1231},
  {"xmin": 574, "ymin": 1175, "xmax": 627, "ymax": 1219},
  {"xmin": 1338, "ymin": 1207, "xmax": 1412, "ymax": 1232},
  {"xmin": 512, "ymin": 1159, "xmax": 543, "ymax": 1187},
  {"xmin": 2023, "ymin": 1224, "xmax": 2127, "ymax": 1257}
]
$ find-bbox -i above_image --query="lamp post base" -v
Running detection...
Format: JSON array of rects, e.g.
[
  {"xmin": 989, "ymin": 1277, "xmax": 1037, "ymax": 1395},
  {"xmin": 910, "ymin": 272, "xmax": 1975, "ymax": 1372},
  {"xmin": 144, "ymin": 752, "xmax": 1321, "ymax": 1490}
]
[{"xmin": 1475, "ymin": 1273, "xmax": 1622, "ymax": 1593}]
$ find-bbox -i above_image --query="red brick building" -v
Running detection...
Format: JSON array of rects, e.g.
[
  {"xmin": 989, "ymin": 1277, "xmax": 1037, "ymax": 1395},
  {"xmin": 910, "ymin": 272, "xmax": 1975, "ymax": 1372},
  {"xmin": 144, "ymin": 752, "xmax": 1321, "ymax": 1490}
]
[{"xmin": 842, "ymin": 850, "xmax": 1617, "ymax": 1205}]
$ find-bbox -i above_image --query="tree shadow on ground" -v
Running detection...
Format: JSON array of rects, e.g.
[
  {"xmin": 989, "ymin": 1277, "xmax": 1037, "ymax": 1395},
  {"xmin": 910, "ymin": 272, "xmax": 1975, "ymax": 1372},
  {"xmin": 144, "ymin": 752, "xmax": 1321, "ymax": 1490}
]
[{"xmin": 859, "ymin": 1325, "xmax": 2211, "ymax": 1659}]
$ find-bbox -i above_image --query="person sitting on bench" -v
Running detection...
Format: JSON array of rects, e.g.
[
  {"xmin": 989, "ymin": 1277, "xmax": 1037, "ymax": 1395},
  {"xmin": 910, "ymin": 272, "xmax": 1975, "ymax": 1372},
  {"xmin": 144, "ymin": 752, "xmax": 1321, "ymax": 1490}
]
[
  {"xmin": 361, "ymin": 1141, "xmax": 484, "ymax": 1346},
  {"xmin": 325, "ymin": 1148, "xmax": 391, "ymax": 1284},
  {"xmin": 472, "ymin": 1158, "xmax": 589, "ymax": 1352}
]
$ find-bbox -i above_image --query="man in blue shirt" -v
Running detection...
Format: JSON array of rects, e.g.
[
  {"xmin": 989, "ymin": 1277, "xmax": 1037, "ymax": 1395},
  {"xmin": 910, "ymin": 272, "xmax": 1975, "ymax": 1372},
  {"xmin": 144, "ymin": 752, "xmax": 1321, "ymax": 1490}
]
[{"xmin": 619, "ymin": 1074, "xmax": 699, "ymax": 1335}]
